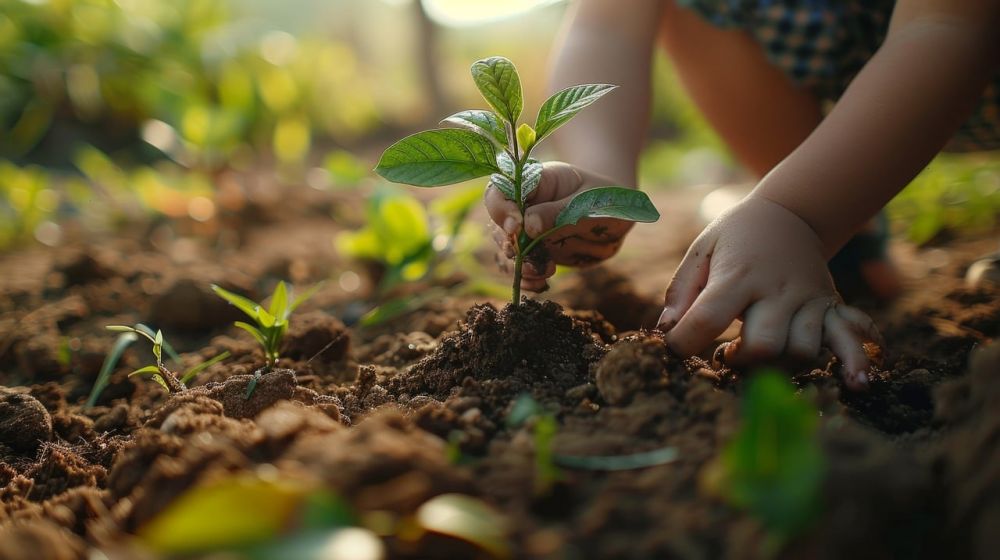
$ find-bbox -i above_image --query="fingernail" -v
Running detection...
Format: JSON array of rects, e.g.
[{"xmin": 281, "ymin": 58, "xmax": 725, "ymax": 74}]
[
  {"xmin": 712, "ymin": 343, "xmax": 728, "ymax": 369},
  {"xmin": 503, "ymin": 217, "xmax": 518, "ymax": 235},
  {"xmin": 656, "ymin": 307, "xmax": 675, "ymax": 331},
  {"xmin": 525, "ymin": 214, "xmax": 542, "ymax": 237}
]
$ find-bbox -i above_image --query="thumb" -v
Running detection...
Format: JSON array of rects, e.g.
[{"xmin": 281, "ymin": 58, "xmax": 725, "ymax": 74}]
[{"xmin": 526, "ymin": 162, "xmax": 586, "ymax": 204}]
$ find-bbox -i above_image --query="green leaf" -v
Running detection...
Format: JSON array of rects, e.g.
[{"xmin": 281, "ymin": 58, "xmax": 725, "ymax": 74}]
[
  {"xmin": 256, "ymin": 306, "xmax": 276, "ymax": 328},
  {"xmin": 415, "ymin": 494, "xmax": 511, "ymax": 559},
  {"xmin": 235, "ymin": 321, "xmax": 268, "ymax": 347},
  {"xmin": 470, "ymin": 56, "xmax": 523, "ymax": 124},
  {"xmin": 490, "ymin": 173, "xmax": 516, "ymax": 201},
  {"xmin": 719, "ymin": 371, "xmax": 825, "ymax": 538},
  {"xmin": 136, "ymin": 474, "xmax": 318, "ymax": 554},
  {"xmin": 268, "ymin": 281, "xmax": 289, "ymax": 320},
  {"xmin": 86, "ymin": 332, "xmax": 138, "ymax": 409},
  {"xmin": 127, "ymin": 365, "xmax": 162, "ymax": 377},
  {"xmin": 180, "ymin": 351, "xmax": 231, "ymax": 385},
  {"xmin": 516, "ymin": 123, "xmax": 536, "ymax": 151},
  {"xmin": 374, "ymin": 129, "xmax": 499, "ymax": 187},
  {"xmin": 135, "ymin": 323, "xmax": 182, "ymax": 363},
  {"xmin": 441, "ymin": 110, "xmax": 508, "ymax": 147},
  {"xmin": 555, "ymin": 187, "xmax": 659, "ymax": 228},
  {"xmin": 521, "ymin": 160, "xmax": 543, "ymax": 200},
  {"xmin": 496, "ymin": 151, "xmax": 515, "ymax": 176},
  {"xmin": 152, "ymin": 330, "xmax": 163, "ymax": 364},
  {"xmin": 289, "ymin": 282, "xmax": 322, "ymax": 314},
  {"xmin": 535, "ymin": 84, "xmax": 617, "ymax": 141},
  {"xmin": 151, "ymin": 374, "xmax": 170, "ymax": 392},
  {"xmin": 554, "ymin": 446, "xmax": 678, "ymax": 471},
  {"xmin": 212, "ymin": 284, "xmax": 262, "ymax": 321},
  {"xmin": 106, "ymin": 325, "xmax": 136, "ymax": 333}
]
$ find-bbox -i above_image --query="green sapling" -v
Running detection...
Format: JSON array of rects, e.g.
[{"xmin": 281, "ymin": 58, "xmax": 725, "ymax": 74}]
[
  {"xmin": 105, "ymin": 325, "xmax": 230, "ymax": 393},
  {"xmin": 375, "ymin": 56, "xmax": 660, "ymax": 304}
]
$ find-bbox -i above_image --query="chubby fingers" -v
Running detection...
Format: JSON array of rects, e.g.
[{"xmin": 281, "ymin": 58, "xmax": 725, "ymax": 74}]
[
  {"xmin": 662, "ymin": 280, "xmax": 750, "ymax": 357},
  {"xmin": 657, "ymin": 239, "xmax": 713, "ymax": 332},
  {"xmin": 824, "ymin": 304, "xmax": 882, "ymax": 391},
  {"xmin": 719, "ymin": 298, "xmax": 800, "ymax": 366}
]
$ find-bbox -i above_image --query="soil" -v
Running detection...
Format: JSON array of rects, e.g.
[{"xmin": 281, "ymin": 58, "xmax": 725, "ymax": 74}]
[{"xmin": 0, "ymin": 184, "xmax": 998, "ymax": 559}]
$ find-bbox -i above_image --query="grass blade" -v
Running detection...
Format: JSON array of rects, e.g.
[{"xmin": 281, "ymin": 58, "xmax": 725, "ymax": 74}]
[
  {"xmin": 86, "ymin": 332, "xmax": 138, "ymax": 409},
  {"xmin": 179, "ymin": 351, "xmax": 231, "ymax": 385},
  {"xmin": 211, "ymin": 284, "xmax": 261, "ymax": 320}
]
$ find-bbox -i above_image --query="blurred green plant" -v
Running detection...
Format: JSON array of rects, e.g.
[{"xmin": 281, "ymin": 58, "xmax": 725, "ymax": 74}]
[
  {"xmin": 134, "ymin": 471, "xmax": 512, "ymax": 559},
  {"xmin": 702, "ymin": 371, "xmax": 825, "ymax": 554},
  {"xmin": 888, "ymin": 153, "xmax": 1000, "ymax": 245},
  {"xmin": 0, "ymin": 0, "xmax": 380, "ymax": 166}
]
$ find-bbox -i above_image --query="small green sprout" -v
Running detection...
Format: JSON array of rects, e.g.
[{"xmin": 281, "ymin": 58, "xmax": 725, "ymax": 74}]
[
  {"xmin": 104, "ymin": 325, "xmax": 230, "ymax": 394},
  {"xmin": 702, "ymin": 371, "xmax": 825, "ymax": 553},
  {"xmin": 211, "ymin": 281, "xmax": 320, "ymax": 370},
  {"xmin": 375, "ymin": 56, "xmax": 660, "ymax": 304}
]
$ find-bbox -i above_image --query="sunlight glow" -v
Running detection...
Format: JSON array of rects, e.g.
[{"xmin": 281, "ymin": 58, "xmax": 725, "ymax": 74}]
[{"xmin": 420, "ymin": 0, "xmax": 561, "ymax": 27}]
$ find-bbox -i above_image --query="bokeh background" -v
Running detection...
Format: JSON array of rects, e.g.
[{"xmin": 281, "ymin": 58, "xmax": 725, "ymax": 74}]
[{"xmin": 1, "ymin": 0, "xmax": 998, "ymax": 254}]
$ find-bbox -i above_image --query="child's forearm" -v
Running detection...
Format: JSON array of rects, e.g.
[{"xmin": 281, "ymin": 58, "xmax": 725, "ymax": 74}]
[
  {"xmin": 547, "ymin": 0, "xmax": 663, "ymax": 186},
  {"xmin": 754, "ymin": 6, "xmax": 999, "ymax": 258}
]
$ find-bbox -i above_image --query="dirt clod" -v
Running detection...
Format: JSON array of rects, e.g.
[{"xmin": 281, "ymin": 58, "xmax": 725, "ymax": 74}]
[{"xmin": 0, "ymin": 388, "xmax": 53, "ymax": 453}]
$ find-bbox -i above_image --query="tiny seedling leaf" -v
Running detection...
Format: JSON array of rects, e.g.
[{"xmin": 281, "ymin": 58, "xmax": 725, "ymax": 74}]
[
  {"xmin": 289, "ymin": 282, "xmax": 322, "ymax": 313},
  {"xmin": 246, "ymin": 373, "xmax": 260, "ymax": 399},
  {"xmin": 490, "ymin": 173, "xmax": 516, "ymax": 201},
  {"xmin": 152, "ymin": 330, "xmax": 163, "ymax": 364},
  {"xmin": 441, "ymin": 110, "xmax": 508, "ymax": 147},
  {"xmin": 256, "ymin": 306, "xmax": 277, "ymax": 328},
  {"xmin": 151, "ymin": 374, "xmax": 170, "ymax": 392},
  {"xmin": 212, "ymin": 284, "xmax": 261, "ymax": 320},
  {"xmin": 470, "ymin": 56, "xmax": 523, "ymax": 124},
  {"xmin": 268, "ymin": 281, "xmax": 289, "ymax": 321},
  {"xmin": 516, "ymin": 123, "xmax": 536, "ymax": 151},
  {"xmin": 180, "ymin": 351, "xmax": 231, "ymax": 385},
  {"xmin": 127, "ymin": 365, "xmax": 163, "ymax": 377},
  {"xmin": 135, "ymin": 323, "xmax": 181, "ymax": 363},
  {"xmin": 86, "ymin": 332, "xmax": 138, "ymax": 409},
  {"xmin": 235, "ymin": 321, "xmax": 268, "ymax": 347},
  {"xmin": 374, "ymin": 129, "xmax": 499, "ymax": 187},
  {"xmin": 555, "ymin": 187, "xmax": 660, "ymax": 228},
  {"xmin": 535, "ymin": 84, "xmax": 617, "ymax": 141}
]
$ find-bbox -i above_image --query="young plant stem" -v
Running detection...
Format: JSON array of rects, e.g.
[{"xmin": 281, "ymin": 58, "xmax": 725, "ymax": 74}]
[{"xmin": 510, "ymin": 126, "xmax": 526, "ymax": 306}]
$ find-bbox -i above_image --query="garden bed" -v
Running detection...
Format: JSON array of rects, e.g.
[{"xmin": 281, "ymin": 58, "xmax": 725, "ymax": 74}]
[{"xmin": 0, "ymin": 186, "xmax": 997, "ymax": 559}]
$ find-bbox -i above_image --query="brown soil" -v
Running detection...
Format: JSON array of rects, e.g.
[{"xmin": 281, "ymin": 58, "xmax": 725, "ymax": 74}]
[{"xmin": 0, "ymin": 185, "xmax": 998, "ymax": 559}]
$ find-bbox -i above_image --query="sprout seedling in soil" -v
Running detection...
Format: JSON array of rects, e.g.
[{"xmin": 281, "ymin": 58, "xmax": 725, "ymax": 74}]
[
  {"xmin": 211, "ymin": 281, "xmax": 320, "ymax": 396},
  {"xmin": 86, "ymin": 322, "xmax": 187, "ymax": 408},
  {"xmin": 104, "ymin": 325, "xmax": 230, "ymax": 394},
  {"xmin": 375, "ymin": 56, "xmax": 660, "ymax": 304},
  {"xmin": 701, "ymin": 371, "xmax": 825, "ymax": 555}
]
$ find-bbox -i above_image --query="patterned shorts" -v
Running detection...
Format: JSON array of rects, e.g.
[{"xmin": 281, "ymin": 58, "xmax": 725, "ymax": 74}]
[{"xmin": 677, "ymin": 0, "xmax": 1000, "ymax": 151}]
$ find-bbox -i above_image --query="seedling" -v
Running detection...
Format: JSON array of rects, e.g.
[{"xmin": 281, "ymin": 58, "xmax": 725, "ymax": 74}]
[
  {"xmin": 702, "ymin": 371, "xmax": 825, "ymax": 554},
  {"xmin": 375, "ymin": 56, "xmax": 660, "ymax": 304},
  {"xmin": 104, "ymin": 325, "xmax": 230, "ymax": 394},
  {"xmin": 211, "ymin": 281, "xmax": 320, "ymax": 390},
  {"xmin": 87, "ymin": 323, "xmax": 186, "ymax": 408}
]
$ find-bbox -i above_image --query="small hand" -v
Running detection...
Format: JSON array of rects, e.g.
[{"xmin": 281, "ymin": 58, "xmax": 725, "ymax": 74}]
[
  {"xmin": 656, "ymin": 195, "xmax": 882, "ymax": 390},
  {"xmin": 485, "ymin": 162, "xmax": 635, "ymax": 292}
]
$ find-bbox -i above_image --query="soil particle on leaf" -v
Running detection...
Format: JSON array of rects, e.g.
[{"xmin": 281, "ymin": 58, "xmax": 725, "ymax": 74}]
[{"xmin": 0, "ymin": 388, "xmax": 53, "ymax": 454}]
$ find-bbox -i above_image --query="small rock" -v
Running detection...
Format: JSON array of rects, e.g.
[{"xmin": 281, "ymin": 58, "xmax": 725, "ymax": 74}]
[{"xmin": 0, "ymin": 388, "xmax": 53, "ymax": 453}]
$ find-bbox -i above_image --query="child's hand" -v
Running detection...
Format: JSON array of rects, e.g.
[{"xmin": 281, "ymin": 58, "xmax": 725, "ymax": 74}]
[
  {"xmin": 656, "ymin": 195, "xmax": 882, "ymax": 390},
  {"xmin": 486, "ymin": 162, "xmax": 635, "ymax": 292}
]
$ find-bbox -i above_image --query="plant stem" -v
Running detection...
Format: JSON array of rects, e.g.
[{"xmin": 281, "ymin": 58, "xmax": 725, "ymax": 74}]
[{"xmin": 512, "ymin": 252, "xmax": 523, "ymax": 305}]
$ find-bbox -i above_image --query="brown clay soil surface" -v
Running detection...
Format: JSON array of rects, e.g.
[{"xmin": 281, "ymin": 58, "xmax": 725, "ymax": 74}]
[{"xmin": 1, "ymin": 182, "xmax": 999, "ymax": 559}]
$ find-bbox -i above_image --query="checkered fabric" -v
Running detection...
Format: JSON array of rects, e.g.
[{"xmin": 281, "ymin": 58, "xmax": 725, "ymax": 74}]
[{"xmin": 677, "ymin": 0, "xmax": 1000, "ymax": 151}]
